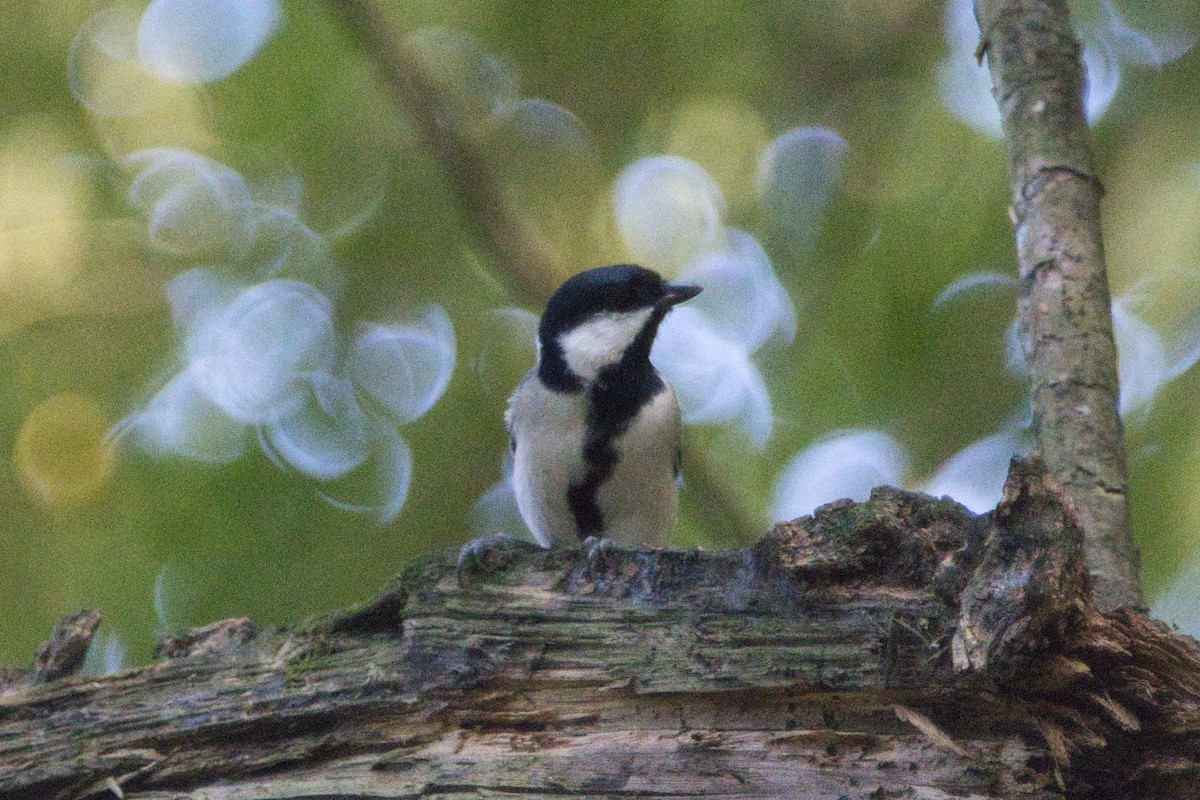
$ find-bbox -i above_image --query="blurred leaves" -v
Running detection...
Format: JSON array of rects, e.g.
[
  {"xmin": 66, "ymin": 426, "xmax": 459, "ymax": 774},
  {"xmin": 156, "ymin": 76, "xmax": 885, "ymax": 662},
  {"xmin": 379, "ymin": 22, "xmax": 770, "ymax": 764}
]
[{"xmin": 2, "ymin": 0, "xmax": 1200, "ymax": 664}]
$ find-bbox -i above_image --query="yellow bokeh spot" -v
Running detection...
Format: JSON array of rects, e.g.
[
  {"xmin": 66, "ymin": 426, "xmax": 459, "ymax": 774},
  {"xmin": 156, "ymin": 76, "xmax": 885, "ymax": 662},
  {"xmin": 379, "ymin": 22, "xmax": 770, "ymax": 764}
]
[
  {"xmin": 0, "ymin": 116, "xmax": 87, "ymax": 333},
  {"xmin": 14, "ymin": 393, "xmax": 115, "ymax": 508},
  {"xmin": 663, "ymin": 97, "xmax": 769, "ymax": 209},
  {"xmin": 91, "ymin": 81, "xmax": 215, "ymax": 162}
]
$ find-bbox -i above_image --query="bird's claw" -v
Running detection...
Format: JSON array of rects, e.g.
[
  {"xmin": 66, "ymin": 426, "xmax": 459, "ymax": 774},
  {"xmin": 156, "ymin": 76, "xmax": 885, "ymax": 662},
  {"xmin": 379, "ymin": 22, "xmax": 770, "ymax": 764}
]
[
  {"xmin": 456, "ymin": 533, "xmax": 528, "ymax": 583},
  {"xmin": 579, "ymin": 535, "xmax": 615, "ymax": 571}
]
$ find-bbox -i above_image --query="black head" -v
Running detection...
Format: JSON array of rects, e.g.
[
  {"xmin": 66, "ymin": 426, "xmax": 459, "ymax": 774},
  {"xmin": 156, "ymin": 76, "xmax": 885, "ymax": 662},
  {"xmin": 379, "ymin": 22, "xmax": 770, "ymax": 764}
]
[
  {"xmin": 539, "ymin": 265, "xmax": 697, "ymax": 341},
  {"xmin": 537, "ymin": 264, "xmax": 701, "ymax": 392}
]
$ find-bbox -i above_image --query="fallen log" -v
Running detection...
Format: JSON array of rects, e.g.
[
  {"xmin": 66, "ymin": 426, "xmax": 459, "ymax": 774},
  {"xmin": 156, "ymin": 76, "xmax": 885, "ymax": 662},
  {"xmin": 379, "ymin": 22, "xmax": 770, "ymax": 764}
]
[{"xmin": 2, "ymin": 457, "xmax": 1198, "ymax": 799}]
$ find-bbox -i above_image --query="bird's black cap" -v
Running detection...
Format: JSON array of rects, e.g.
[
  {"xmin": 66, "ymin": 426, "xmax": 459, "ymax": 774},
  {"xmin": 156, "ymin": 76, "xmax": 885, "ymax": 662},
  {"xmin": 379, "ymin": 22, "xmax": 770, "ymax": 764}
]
[{"xmin": 539, "ymin": 264, "xmax": 700, "ymax": 342}]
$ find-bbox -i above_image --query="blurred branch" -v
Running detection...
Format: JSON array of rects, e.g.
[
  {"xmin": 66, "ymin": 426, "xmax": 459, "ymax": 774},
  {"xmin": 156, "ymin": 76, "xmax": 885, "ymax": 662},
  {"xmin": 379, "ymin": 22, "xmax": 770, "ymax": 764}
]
[
  {"xmin": 974, "ymin": 0, "xmax": 1141, "ymax": 611},
  {"xmin": 325, "ymin": 0, "xmax": 759, "ymax": 546},
  {"xmin": 323, "ymin": 0, "xmax": 562, "ymax": 304}
]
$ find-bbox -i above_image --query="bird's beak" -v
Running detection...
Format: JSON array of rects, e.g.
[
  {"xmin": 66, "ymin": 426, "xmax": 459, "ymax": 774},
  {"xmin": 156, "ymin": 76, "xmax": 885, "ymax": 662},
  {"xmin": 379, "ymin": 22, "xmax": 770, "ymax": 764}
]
[{"xmin": 661, "ymin": 283, "xmax": 702, "ymax": 307}]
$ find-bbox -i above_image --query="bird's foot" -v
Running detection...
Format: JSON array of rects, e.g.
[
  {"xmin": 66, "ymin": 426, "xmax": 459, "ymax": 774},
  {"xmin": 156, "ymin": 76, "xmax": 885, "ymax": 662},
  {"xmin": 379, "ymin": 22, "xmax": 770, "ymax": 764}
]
[
  {"xmin": 456, "ymin": 533, "xmax": 535, "ymax": 583},
  {"xmin": 579, "ymin": 535, "xmax": 616, "ymax": 572}
]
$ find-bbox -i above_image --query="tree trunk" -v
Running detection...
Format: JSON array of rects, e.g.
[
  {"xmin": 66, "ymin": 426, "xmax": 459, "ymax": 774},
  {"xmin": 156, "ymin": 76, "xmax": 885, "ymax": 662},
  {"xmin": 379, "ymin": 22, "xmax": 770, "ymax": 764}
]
[
  {"xmin": 974, "ymin": 0, "xmax": 1140, "ymax": 612},
  {"xmin": 2, "ymin": 458, "xmax": 1198, "ymax": 799}
]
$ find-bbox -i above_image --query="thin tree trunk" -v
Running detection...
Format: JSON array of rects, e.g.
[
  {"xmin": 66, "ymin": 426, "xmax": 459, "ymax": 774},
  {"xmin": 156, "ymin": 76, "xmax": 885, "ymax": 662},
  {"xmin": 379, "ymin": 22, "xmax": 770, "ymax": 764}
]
[{"xmin": 974, "ymin": 0, "xmax": 1141, "ymax": 611}]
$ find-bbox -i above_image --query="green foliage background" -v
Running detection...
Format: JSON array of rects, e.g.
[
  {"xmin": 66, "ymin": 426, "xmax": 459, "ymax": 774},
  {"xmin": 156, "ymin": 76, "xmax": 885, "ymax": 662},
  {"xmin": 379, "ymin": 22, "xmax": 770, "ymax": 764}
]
[{"xmin": 2, "ymin": 0, "xmax": 1199, "ymax": 666}]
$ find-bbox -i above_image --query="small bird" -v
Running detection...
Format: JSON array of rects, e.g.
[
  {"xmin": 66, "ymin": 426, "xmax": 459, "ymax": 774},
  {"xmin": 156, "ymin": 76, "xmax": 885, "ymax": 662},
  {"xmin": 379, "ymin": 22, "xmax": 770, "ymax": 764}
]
[{"xmin": 507, "ymin": 264, "xmax": 701, "ymax": 548}]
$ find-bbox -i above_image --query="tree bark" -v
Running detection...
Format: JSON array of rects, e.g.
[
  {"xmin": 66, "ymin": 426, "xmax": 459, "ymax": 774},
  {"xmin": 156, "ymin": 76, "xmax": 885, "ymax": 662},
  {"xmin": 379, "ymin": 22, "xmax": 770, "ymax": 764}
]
[
  {"xmin": 3, "ymin": 458, "xmax": 1199, "ymax": 799},
  {"xmin": 974, "ymin": 0, "xmax": 1140, "ymax": 611}
]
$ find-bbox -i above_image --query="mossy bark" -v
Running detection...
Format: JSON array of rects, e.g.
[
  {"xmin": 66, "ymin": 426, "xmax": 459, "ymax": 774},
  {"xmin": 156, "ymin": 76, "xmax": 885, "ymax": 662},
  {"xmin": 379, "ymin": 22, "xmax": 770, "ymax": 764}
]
[{"xmin": 3, "ymin": 459, "xmax": 1199, "ymax": 799}]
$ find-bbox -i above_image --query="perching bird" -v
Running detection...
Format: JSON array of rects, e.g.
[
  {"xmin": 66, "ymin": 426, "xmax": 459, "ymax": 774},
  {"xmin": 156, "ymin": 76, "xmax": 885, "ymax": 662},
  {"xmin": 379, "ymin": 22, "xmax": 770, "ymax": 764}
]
[{"xmin": 507, "ymin": 264, "xmax": 701, "ymax": 548}]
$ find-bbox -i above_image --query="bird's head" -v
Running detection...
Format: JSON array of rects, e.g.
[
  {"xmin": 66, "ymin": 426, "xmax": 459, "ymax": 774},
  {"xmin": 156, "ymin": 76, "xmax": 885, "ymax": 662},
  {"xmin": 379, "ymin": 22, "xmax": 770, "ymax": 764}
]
[{"xmin": 537, "ymin": 264, "xmax": 701, "ymax": 391}]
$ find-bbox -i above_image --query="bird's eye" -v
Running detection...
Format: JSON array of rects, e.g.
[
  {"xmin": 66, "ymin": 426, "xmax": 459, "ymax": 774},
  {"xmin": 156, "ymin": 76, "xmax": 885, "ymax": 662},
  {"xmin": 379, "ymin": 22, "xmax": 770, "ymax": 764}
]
[{"xmin": 628, "ymin": 274, "xmax": 662, "ymax": 306}]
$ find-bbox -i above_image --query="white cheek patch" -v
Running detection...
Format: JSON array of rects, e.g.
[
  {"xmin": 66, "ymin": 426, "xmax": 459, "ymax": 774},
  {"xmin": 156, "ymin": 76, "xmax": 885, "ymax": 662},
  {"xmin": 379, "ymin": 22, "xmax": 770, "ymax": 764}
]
[{"xmin": 558, "ymin": 308, "xmax": 654, "ymax": 381}]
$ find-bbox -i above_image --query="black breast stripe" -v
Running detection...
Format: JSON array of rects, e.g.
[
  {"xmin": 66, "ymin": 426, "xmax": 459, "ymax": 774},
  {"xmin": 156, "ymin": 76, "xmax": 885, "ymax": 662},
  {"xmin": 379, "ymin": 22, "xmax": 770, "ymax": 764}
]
[{"xmin": 566, "ymin": 354, "xmax": 666, "ymax": 540}]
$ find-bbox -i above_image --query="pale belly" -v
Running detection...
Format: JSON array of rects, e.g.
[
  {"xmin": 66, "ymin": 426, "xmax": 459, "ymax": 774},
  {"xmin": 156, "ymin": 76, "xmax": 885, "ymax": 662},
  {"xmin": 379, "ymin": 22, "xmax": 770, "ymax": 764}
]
[
  {"xmin": 509, "ymin": 379, "xmax": 680, "ymax": 548},
  {"xmin": 511, "ymin": 396, "xmax": 588, "ymax": 547},
  {"xmin": 594, "ymin": 388, "xmax": 679, "ymax": 547}
]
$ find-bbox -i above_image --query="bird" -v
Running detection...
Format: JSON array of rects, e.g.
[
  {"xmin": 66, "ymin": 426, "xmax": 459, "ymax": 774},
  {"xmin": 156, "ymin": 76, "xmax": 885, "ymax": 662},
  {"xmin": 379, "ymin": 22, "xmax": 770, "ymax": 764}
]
[{"xmin": 506, "ymin": 264, "xmax": 701, "ymax": 548}]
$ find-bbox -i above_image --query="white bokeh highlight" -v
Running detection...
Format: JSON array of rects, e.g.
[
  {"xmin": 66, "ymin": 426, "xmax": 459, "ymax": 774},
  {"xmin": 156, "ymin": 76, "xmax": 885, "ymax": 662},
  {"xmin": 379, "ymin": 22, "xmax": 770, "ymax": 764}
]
[
  {"xmin": 68, "ymin": 1, "xmax": 281, "ymax": 120},
  {"xmin": 936, "ymin": 0, "xmax": 1004, "ymax": 137},
  {"xmin": 83, "ymin": 631, "xmax": 128, "ymax": 676},
  {"xmin": 772, "ymin": 430, "xmax": 909, "ymax": 521},
  {"xmin": 937, "ymin": 0, "xmax": 1192, "ymax": 135},
  {"xmin": 757, "ymin": 126, "xmax": 848, "ymax": 243},
  {"xmin": 500, "ymin": 99, "xmax": 596, "ymax": 163},
  {"xmin": 772, "ymin": 426, "xmax": 1029, "ymax": 520},
  {"xmin": 676, "ymin": 230, "xmax": 797, "ymax": 352},
  {"xmin": 372, "ymin": 428, "xmax": 415, "ymax": 527},
  {"xmin": 405, "ymin": 27, "xmax": 519, "ymax": 123},
  {"xmin": 1082, "ymin": 42, "xmax": 1121, "ymax": 123},
  {"xmin": 112, "ymin": 153, "xmax": 455, "ymax": 524},
  {"xmin": 932, "ymin": 270, "xmax": 1016, "ymax": 310},
  {"xmin": 1151, "ymin": 554, "xmax": 1200, "ymax": 640},
  {"xmin": 471, "ymin": 453, "xmax": 526, "ymax": 540},
  {"xmin": 67, "ymin": 6, "xmax": 155, "ymax": 117},
  {"xmin": 349, "ymin": 307, "xmax": 458, "ymax": 426},
  {"xmin": 613, "ymin": 156, "xmax": 726, "ymax": 274},
  {"xmin": 653, "ymin": 307, "xmax": 773, "ymax": 449},
  {"xmin": 122, "ymin": 147, "xmax": 347, "ymax": 297},
  {"xmin": 184, "ymin": 278, "xmax": 336, "ymax": 425},
  {"xmin": 122, "ymin": 370, "xmax": 247, "ymax": 464},
  {"xmin": 1111, "ymin": 297, "xmax": 1169, "ymax": 419},
  {"xmin": 261, "ymin": 375, "xmax": 369, "ymax": 481},
  {"xmin": 126, "ymin": 148, "xmax": 255, "ymax": 259},
  {"xmin": 1095, "ymin": 0, "xmax": 1196, "ymax": 68},
  {"xmin": 137, "ymin": 0, "xmax": 282, "ymax": 84},
  {"xmin": 937, "ymin": 270, "xmax": 1200, "ymax": 421},
  {"xmin": 921, "ymin": 430, "xmax": 1029, "ymax": 513}
]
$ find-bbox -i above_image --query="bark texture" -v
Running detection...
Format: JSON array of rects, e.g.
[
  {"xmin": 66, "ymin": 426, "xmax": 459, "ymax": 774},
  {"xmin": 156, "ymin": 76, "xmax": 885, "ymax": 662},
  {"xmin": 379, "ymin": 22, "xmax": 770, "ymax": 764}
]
[
  {"xmin": 3, "ymin": 459, "xmax": 1199, "ymax": 799},
  {"xmin": 974, "ymin": 0, "xmax": 1139, "ymax": 611}
]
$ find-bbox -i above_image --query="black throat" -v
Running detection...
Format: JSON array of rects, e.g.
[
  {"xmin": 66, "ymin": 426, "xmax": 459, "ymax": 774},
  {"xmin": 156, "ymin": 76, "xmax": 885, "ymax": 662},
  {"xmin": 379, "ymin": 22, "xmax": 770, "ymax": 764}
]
[{"xmin": 537, "ymin": 337, "xmax": 585, "ymax": 393}]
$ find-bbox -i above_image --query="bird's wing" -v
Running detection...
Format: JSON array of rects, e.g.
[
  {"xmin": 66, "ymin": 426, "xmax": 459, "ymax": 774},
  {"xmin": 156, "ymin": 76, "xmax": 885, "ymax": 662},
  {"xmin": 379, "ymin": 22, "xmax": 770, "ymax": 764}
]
[
  {"xmin": 505, "ymin": 371, "xmax": 535, "ymax": 452},
  {"xmin": 676, "ymin": 383, "xmax": 686, "ymax": 489}
]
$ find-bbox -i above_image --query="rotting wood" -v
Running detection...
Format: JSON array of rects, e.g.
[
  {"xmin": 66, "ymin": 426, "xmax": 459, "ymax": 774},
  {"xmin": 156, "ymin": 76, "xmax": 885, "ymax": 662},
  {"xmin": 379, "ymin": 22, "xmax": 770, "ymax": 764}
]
[
  {"xmin": 2, "ymin": 457, "xmax": 1199, "ymax": 800},
  {"xmin": 30, "ymin": 609, "xmax": 102, "ymax": 684}
]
